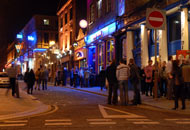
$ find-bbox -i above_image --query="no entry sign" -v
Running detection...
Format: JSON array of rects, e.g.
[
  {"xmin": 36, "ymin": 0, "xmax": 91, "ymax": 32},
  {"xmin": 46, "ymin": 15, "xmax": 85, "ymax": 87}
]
[{"xmin": 146, "ymin": 8, "xmax": 166, "ymax": 30}]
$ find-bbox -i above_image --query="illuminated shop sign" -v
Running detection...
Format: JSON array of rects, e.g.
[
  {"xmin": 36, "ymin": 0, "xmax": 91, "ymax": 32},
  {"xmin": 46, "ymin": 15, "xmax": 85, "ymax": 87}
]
[
  {"xmin": 76, "ymin": 51, "xmax": 84, "ymax": 58},
  {"xmin": 27, "ymin": 36, "xmax": 35, "ymax": 41},
  {"xmin": 16, "ymin": 34, "xmax": 23, "ymax": 39},
  {"xmin": 118, "ymin": 0, "xmax": 125, "ymax": 16},
  {"xmin": 33, "ymin": 48, "xmax": 47, "ymax": 52},
  {"xmin": 85, "ymin": 22, "xmax": 116, "ymax": 44}
]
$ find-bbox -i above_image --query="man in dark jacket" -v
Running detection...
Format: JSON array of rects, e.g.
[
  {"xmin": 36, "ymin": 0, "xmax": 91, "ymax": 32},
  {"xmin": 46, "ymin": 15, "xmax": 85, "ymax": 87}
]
[
  {"xmin": 129, "ymin": 58, "xmax": 141, "ymax": 105},
  {"xmin": 106, "ymin": 60, "xmax": 118, "ymax": 105},
  {"xmin": 99, "ymin": 67, "xmax": 106, "ymax": 91}
]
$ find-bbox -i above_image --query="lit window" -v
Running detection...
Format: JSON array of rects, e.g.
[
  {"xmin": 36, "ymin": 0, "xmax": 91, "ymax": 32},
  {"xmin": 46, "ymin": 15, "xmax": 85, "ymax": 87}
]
[
  {"xmin": 43, "ymin": 19, "xmax": 49, "ymax": 25},
  {"xmin": 97, "ymin": 0, "xmax": 102, "ymax": 18},
  {"xmin": 90, "ymin": 4, "xmax": 95, "ymax": 23}
]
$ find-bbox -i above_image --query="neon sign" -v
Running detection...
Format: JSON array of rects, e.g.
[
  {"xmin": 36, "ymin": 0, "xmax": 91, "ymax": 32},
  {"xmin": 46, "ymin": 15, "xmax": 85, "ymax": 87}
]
[
  {"xmin": 85, "ymin": 22, "xmax": 116, "ymax": 44},
  {"xmin": 15, "ymin": 42, "xmax": 23, "ymax": 53},
  {"xmin": 17, "ymin": 34, "xmax": 23, "ymax": 39},
  {"xmin": 27, "ymin": 36, "xmax": 35, "ymax": 41}
]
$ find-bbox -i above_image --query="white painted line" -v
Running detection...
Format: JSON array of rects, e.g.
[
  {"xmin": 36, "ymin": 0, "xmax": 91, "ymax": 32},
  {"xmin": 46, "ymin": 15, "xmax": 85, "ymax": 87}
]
[
  {"xmin": 45, "ymin": 123, "xmax": 72, "ymax": 126},
  {"xmin": 165, "ymin": 119, "xmax": 190, "ymax": 121},
  {"xmin": 0, "ymin": 124, "xmax": 26, "ymax": 127},
  {"xmin": 149, "ymin": 17, "xmax": 163, "ymax": 22},
  {"xmin": 45, "ymin": 119, "xmax": 71, "ymax": 122},
  {"xmin": 127, "ymin": 119, "xmax": 151, "ymax": 121},
  {"xmin": 89, "ymin": 122, "xmax": 116, "ymax": 125},
  {"xmin": 133, "ymin": 122, "xmax": 160, "ymax": 125},
  {"xmin": 87, "ymin": 119, "xmax": 112, "ymax": 122},
  {"xmin": 176, "ymin": 122, "xmax": 190, "ymax": 124},
  {"xmin": 98, "ymin": 105, "xmax": 145, "ymax": 119},
  {"xmin": 4, "ymin": 120, "xmax": 28, "ymax": 123}
]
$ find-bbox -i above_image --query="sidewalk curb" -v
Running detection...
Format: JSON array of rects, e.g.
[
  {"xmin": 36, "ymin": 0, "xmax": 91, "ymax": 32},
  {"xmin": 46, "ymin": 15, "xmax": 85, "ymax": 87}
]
[{"xmin": 0, "ymin": 82, "xmax": 52, "ymax": 121}]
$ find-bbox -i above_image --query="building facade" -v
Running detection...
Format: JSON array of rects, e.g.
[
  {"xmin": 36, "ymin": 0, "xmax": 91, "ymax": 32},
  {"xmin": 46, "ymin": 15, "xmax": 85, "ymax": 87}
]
[
  {"xmin": 117, "ymin": 0, "xmax": 190, "ymax": 68},
  {"xmin": 86, "ymin": 0, "xmax": 119, "ymax": 74},
  {"xmin": 57, "ymin": 0, "xmax": 87, "ymax": 69},
  {"xmin": 6, "ymin": 15, "xmax": 58, "ymax": 74}
]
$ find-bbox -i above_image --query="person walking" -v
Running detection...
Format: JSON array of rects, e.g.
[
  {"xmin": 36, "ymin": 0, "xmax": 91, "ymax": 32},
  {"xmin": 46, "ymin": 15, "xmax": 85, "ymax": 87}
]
[
  {"xmin": 74, "ymin": 66, "xmax": 79, "ymax": 88},
  {"xmin": 129, "ymin": 58, "xmax": 141, "ymax": 105},
  {"xmin": 84, "ymin": 68, "xmax": 90, "ymax": 88},
  {"xmin": 106, "ymin": 60, "xmax": 118, "ymax": 105},
  {"xmin": 6, "ymin": 64, "xmax": 17, "ymax": 96},
  {"xmin": 182, "ymin": 60, "xmax": 190, "ymax": 100},
  {"xmin": 116, "ymin": 59, "xmax": 130, "ymax": 105},
  {"xmin": 79, "ymin": 67, "xmax": 84, "ymax": 88},
  {"xmin": 42, "ymin": 67, "xmax": 49, "ymax": 90},
  {"xmin": 99, "ymin": 67, "xmax": 106, "ymax": 91},
  {"xmin": 27, "ymin": 69, "xmax": 35, "ymax": 94},
  {"xmin": 172, "ymin": 60, "xmax": 185, "ymax": 110},
  {"xmin": 140, "ymin": 66, "xmax": 146, "ymax": 95},
  {"xmin": 70, "ymin": 68, "xmax": 74, "ymax": 87},
  {"xmin": 166, "ymin": 56, "xmax": 173, "ymax": 100},
  {"xmin": 159, "ymin": 61, "xmax": 167, "ymax": 97},
  {"xmin": 144, "ymin": 60, "xmax": 154, "ymax": 96},
  {"xmin": 35, "ymin": 68, "xmax": 41, "ymax": 90},
  {"xmin": 24, "ymin": 68, "xmax": 30, "ymax": 90}
]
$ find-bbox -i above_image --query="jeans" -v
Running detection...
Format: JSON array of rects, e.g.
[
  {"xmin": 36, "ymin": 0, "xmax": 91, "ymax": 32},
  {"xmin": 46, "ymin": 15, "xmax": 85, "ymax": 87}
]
[
  {"xmin": 118, "ymin": 80, "xmax": 129, "ymax": 105},
  {"xmin": 42, "ymin": 79, "xmax": 47, "ymax": 90},
  {"xmin": 108, "ymin": 82, "xmax": 118, "ymax": 104}
]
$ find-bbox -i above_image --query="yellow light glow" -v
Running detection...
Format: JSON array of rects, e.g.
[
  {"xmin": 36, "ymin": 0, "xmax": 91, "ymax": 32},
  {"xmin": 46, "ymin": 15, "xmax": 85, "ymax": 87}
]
[{"xmin": 49, "ymin": 41, "xmax": 55, "ymax": 46}]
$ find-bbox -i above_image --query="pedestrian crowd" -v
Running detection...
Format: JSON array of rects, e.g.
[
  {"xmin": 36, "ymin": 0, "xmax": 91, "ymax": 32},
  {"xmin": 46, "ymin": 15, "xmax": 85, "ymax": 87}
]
[{"xmin": 101, "ymin": 57, "xmax": 190, "ymax": 110}]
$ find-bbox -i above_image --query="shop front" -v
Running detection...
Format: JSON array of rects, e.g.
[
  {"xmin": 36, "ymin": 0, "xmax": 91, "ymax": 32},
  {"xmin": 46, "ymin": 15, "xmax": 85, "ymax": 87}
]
[{"xmin": 85, "ymin": 22, "xmax": 116, "ymax": 74}]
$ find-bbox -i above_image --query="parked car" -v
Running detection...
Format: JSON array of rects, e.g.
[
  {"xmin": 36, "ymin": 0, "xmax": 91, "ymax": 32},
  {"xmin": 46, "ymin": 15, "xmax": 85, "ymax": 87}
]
[{"xmin": 0, "ymin": 72, "xmax": 10, "ymax": 88}]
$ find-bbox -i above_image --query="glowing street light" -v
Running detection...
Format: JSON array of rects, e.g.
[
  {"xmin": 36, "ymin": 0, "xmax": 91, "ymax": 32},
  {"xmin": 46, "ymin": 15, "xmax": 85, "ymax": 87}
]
[{"xmin": 79, "ymin": 19, "xmax": 88, "ymax": 29}]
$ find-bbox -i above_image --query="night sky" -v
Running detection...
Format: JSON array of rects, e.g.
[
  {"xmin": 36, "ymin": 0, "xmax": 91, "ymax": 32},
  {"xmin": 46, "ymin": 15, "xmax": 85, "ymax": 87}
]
[{"xmin": 0, "ymin": 0, "xmax": 67, "ymax": 69}]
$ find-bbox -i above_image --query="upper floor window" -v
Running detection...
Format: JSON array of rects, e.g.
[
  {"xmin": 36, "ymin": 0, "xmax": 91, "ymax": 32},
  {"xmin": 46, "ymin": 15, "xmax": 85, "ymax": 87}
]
[
  {"xmin": 65, "ymin": 13, "xmax": 68, "ymax": 24},
  {"xmin": 90, "ymin": 4, "xmax": 95, "ymax": 23},
  {"xmin": 60, "ymin": 17, "xmax": 63, "ymax": 28},
  {"xmin": 43, "ymin": 19, "xmax": 49, "ymax": 25},
  {"xmin": 44, "ymin": 33, "xmax": 49, "ymax": 44},
  {"xmin": 106, "ymin": 0, "xmax": 111, "ymax": 13},
  {"xmin": 70, "ymin": 8, "xmax": 73, "ymax": 20},
  {"xmin": 97, "ymin": 0, "xmax": 102, "ymax": 18}
]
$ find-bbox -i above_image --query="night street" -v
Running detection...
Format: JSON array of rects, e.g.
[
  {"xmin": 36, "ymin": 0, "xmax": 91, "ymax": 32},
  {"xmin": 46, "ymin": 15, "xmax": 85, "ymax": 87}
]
[{"xmin": 1, "ymin": 85, "xmax": 190, "ymax": 130}]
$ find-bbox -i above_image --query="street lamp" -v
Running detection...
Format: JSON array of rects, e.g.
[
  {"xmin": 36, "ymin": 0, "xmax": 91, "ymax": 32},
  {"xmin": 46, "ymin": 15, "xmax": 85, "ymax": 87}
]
[{"xmin": 79, "ymin": 19, "xmax": 88, "ymax": 29}]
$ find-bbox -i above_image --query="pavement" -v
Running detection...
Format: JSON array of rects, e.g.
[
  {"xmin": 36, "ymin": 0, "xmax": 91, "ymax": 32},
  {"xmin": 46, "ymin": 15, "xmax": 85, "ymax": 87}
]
[
  {"xmin": 0, "ymin": 81, "xmax": 51, "ymax": 121},
  {"xmin": 0, "ymin": 81, "xmax": 190, "ymax": 121}
]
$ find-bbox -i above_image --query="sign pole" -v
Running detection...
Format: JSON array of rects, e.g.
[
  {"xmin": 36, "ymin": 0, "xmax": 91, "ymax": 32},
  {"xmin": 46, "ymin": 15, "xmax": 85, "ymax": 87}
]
[{"xmin": 154, "ymin": 29, "xmax": 158, "ymax": 98}]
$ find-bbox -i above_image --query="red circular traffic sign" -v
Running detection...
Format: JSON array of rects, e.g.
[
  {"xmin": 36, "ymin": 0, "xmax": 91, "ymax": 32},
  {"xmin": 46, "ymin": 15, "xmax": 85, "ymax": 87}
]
[{"xmin": 148, "ymin": 11, "xmax": 164, "ymax": 28}]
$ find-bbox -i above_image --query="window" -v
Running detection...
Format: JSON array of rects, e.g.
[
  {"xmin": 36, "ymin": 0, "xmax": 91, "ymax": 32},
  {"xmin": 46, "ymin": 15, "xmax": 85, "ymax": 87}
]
[
  {"xmin": 168, "ymin": 14, "xmax": 181, "ymax": 42},
  {"xmin": 98, "ymin": 43, "xmax": 104, "ymax": 72},
  {"xmin": 90, "ymin": 4, "xmax": 95, "ymax": 23},
  {"xmin": 70, "ymin": 8, "xmax": 73, "ymax": 20},
  {"xmin": 55, "ymin": 34, "xmax": 58, "ymax": 43},
  {"xmin": 106, "ymin": 40, "xmax": 114, "ymax": 66},
  {"xmin": 65, "ymin": 13, "xmax": 68, "ymax": 24},
  {"xmin": 44, "ymin": 33, "xmax": 49, "ymax": 44},
  {"xmin": 60, "ymin": 17, "xmax": 63, "ymax": 28},
  {"xmin": 106, "ymin": 0, "xmax": 111, "ymax": 13},
  {"xmin": 65, "ymin": 35, "xmax": 68, "ymax": 49},
  {"xmin": 43, "ymin": 19, "xmax": 49, "ymax": 25},
  {"xmin": 97, "ymin": 0, "xmax": 102, "ymax": 18},
  {"xmin": 70, "ymin": 31, "xmax": 72, "ymax": 45}
]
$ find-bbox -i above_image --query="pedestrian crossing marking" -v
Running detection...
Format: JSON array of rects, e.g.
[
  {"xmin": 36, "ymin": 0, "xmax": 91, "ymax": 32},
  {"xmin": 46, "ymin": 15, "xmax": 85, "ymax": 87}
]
[
  {"xmin": 0, "ymin": 124, "xmax": 26, "ymax": 127},
  {"xmin": 3, "ymin": 120, "xmax": 28, "ymax": 123},
  {"xmin": 99, "ymin": 105, "xmax": 145, "ymax": 118},
  {"xmin": 127, "ymin": 119, "xmax": 151, "ymax": 121},
  {"xmin": 133, "ymin": 122, "xmax": 160, "ymax": 125},
  {"xmin": 45, "ymin": 123, "xmax": 72, "ymax": 126},
  {"xmin": 89, "ymin": 122, "xmax": 116, "ymax": 125},
  {"xmin": 45, "ymin": 119, "xmax": 71, "ymax": 122},
  {"xmin": 87, "ymin": 119, "xmax": 112, "ymax": 122},
  {"xmin": 176, "ymin": 122, "xmax": 190, "ymax": 124}
]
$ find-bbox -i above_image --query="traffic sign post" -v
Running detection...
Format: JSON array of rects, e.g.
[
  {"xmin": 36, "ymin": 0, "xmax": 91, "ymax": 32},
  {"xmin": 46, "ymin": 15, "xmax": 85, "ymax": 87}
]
[{"xmin": 146, "ymin": 8, "xmax": 166, "ymax": 99}]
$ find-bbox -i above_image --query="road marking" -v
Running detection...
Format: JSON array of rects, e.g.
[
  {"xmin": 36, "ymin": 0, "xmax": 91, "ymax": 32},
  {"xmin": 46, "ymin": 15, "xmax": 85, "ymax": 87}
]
[
  {"xmin": 127, "ymin": 119, "xmax": 151, "ymax": 121},
  {"xmin": 165, "ymin": 119, "xmax": 190, "ymax": 121},
  {"xmin": 89, "ymin": 122, "xmax": 116, "ymax": 125},
  {"xmin": 0, "ymin": 124, "xmax": 26, "ymax": 127},
  {"xmin": 45, "ymin": 119, "xmax": 71, "ymax": 122},
  {"xmin": 45, "ymin": 123, "xmax": 72, "ymax": 126},
  {"xmin": 4, "ymin": 120, "xmax": 28, "ymax": 123},
  {"xmin": 176, "ymin": 122, "xmax": 190, "ymax": 124},
  {"xmin": 133, "ymin": 122, "xmax": 160, "ymax": 125},
  {"xmin": 99, "ymin": 105, "xmax": 145, "ymax": 119},
  {"xmin": 87, "ymin": 119, "xmax": 112, "ymax": 122}
]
